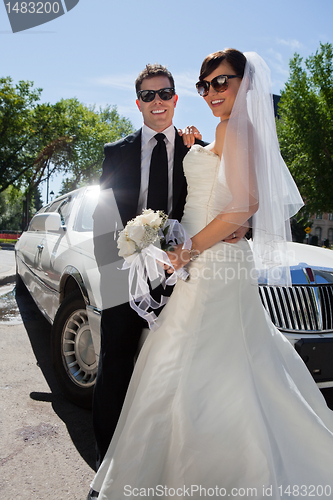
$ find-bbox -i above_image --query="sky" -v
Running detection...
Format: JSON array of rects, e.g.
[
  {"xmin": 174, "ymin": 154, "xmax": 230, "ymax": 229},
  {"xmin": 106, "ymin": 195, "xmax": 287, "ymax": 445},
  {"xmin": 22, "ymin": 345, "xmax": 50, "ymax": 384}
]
[{"xmin": 1, "ymin": 0, "xmax": 332, "ymax": 204}]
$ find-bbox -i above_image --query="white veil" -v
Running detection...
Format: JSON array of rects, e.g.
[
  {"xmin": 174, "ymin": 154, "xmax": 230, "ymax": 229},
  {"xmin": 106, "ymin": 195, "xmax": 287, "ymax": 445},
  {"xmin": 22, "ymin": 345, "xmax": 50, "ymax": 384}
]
[{"xmin": 213, "ymin": 51, "xmax": 304, "ymax": 285}]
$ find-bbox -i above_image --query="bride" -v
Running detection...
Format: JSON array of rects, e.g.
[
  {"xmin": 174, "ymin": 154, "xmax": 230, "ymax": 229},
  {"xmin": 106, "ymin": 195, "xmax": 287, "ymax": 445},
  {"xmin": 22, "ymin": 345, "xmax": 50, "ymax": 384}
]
[{"xmin": 89, "ymin": 50, "xmax": 333, "ymax": 499}]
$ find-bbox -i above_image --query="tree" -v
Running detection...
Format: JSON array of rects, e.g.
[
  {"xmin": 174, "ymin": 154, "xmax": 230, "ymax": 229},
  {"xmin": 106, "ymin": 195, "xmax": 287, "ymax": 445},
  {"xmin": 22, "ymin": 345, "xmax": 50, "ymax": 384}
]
[
  {"xmin": 0, "ymin": 185, "xmax": 42, "ymax": 230},
  {"xmin": 55, "ymin": 98, "xmax": 134, "ymax": 191},
  {"xmin": 0, "ymin": 78, "xmax": 134, "ymax": 197},
  {"xmin": 277, "ymin": 43, "xmax": 333, "ymax": 216},
  {"xmin": 0, "ymin": 77, "xmax": 78, "ymax": 195},
  {"xmin": 0, "ymin": 77, "xmax": 42, "ymax": 192}
]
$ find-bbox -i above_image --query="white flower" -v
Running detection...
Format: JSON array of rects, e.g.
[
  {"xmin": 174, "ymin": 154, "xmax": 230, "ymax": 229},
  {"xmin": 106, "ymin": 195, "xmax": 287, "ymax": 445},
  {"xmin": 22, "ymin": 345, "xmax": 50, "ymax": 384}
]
[
  {"xmin": 117, "ymin": 210, "xmax": 168, "ymax": 259},
  {"xmin": 117, "ymin": 230, "xmax": 136, "ymax": 258},
  {"xmin": 126, "ymin": 225, "xmax": 146, "ymax": 246},
  {"xmin": 135, "ymin": 209, "xmax": 163, "ymax": 229}
]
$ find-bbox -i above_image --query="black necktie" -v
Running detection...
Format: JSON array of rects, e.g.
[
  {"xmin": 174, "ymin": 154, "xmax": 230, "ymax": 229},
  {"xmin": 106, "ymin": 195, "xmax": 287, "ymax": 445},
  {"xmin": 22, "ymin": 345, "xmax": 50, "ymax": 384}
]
[{"xmin": 147, "ymin": 133, "xmax": 168, "ymax": 214}]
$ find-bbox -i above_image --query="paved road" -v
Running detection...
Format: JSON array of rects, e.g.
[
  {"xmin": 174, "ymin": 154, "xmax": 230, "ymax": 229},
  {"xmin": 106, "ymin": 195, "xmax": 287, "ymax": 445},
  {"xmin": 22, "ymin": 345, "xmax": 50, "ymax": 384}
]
[{"xmin": 0, "ymin": 258, "xmax": 96, "ymax": 499}]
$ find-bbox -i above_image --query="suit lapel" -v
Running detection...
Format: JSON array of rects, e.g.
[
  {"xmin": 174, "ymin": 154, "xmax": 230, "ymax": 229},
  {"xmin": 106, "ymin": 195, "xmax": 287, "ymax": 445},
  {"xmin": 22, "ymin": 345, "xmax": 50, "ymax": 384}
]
[{"xmin": 173, "ymin": 130, "xmax": 188, "ymax": 214}]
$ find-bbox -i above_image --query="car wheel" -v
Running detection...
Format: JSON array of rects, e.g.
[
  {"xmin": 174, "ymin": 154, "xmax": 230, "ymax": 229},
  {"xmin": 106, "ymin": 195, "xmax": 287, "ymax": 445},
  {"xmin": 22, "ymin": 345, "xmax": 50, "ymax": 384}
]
[{"xmin": 51, "ymin": 290, "xmax": 97, "ymax": 409}]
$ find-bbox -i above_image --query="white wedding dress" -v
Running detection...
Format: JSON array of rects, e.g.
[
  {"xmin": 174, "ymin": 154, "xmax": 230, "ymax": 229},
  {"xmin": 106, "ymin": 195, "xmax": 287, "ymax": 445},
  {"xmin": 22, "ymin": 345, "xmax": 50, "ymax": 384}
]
[{"xmin": 91, "ymin": 145, "xmax": 333, "ymax": 499}]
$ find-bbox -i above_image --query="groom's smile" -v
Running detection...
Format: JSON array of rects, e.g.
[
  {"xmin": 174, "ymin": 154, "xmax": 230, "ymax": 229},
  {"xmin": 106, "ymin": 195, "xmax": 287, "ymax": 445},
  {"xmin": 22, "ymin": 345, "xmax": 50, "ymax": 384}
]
[{"xmin": 136, "ymin": 75, "xmax": 178, "ymax": 133}]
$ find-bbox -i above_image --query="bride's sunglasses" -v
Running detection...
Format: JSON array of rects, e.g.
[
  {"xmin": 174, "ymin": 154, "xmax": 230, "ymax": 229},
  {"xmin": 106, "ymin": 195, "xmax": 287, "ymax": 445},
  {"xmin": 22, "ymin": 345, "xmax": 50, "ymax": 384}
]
[
  {"xmin": 196, "ymin": 75, "xmax": 242, "ymax": 97},
  {"xmin": 137, "ymin": 87, "xmax": 175, "ymax": 103}
]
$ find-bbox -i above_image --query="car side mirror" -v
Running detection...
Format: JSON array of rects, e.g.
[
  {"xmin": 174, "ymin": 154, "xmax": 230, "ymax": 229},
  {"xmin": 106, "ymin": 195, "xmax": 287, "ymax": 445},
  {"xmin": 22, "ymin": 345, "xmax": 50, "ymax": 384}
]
[{"xmin": 30, "ymin": 212, "xmax": 64, "ymax": 232}]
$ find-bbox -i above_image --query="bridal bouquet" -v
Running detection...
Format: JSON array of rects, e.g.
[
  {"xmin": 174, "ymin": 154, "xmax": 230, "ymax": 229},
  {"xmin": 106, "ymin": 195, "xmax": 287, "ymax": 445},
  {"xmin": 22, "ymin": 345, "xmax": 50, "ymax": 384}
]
[{"xmin": 117, "ymin": 209, "xmax": 191, "ymax": 329}]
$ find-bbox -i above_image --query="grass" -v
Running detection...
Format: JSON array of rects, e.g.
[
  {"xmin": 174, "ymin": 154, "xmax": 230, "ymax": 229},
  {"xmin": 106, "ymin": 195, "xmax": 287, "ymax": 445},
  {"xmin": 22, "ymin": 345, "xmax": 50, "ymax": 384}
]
[{"xmin": 0, "ymin": 238, "xmax": 18, "ymax": 244}]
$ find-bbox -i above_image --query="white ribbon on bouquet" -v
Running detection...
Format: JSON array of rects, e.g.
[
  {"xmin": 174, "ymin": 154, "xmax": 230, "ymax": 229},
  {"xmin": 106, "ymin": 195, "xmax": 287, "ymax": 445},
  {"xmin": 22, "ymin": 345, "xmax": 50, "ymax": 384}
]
[{"xmin": 120, "ymin": 220, "xmax": 191, "ymax": 330}]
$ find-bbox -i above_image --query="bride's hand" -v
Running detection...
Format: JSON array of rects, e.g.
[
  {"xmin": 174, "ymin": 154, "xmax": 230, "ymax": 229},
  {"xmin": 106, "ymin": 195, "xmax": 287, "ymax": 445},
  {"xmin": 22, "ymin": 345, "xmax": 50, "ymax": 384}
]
[
  {"xmin": 223, "ymin": 221, "xmax": 250, "ymax": 243},
  {"xmin": 164, "ymin": 244, "xmax": 190, "ymax": 273},
  {"xmin": 178, "ymin": 126, "xmax": 202, "ymax": 148}
]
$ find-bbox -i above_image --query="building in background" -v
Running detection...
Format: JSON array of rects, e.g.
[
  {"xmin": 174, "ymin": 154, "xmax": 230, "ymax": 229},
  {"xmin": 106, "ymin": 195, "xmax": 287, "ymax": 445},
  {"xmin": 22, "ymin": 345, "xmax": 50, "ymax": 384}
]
[{"xmin": 309, "ymin": 213, "xmax": 333, "ymax": 247}]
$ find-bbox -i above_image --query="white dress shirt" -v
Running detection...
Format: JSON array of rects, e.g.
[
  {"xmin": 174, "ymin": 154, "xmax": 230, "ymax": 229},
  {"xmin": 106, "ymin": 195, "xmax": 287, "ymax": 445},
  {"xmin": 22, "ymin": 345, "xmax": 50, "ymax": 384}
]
[{"xmin": 137, "ymin": 123, "xmax": 176, "ymax": 216}]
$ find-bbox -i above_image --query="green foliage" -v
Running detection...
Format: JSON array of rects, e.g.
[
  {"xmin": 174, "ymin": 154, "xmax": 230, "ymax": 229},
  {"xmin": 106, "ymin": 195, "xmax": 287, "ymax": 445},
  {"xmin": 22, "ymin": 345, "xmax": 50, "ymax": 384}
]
[
  {"xmin": 277, "ymin": 43, "xmax": 333, "ymax": 215},
  {"xmin": 0, "ymin": 77, "xmax": 134, "ymax": 197},
  {"xmin": 56, "ymin": 99, "xmax": 134, "ymax": 192},
  {"xmin": 0, "ymin": 185, "xmax": 42, "ymax": 230},
  {"xmin": 0, "ymin": 77, "xmax": 42, "ymax": 191},
  {"xmin": 0, "ymin": 187, "xmax": 22, "ymax": 230},
  {"xmin": 0, "ymin": 77, "xmax": 74, "ymax": 193}
]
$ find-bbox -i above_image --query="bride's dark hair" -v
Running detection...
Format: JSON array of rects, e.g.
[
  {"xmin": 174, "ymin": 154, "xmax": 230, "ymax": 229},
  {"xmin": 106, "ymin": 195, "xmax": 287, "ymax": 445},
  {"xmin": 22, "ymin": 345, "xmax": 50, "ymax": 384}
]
[{"xmin": 199, "ymin": 48, "xmax": 247, "ymax": 80}]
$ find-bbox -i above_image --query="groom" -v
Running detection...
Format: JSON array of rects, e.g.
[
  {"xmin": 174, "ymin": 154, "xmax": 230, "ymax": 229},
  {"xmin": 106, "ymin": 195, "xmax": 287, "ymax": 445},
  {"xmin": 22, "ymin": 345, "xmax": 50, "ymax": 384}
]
[{"xmin": 91, "ymin": 63, "xmax": 246, "ymax": 484}]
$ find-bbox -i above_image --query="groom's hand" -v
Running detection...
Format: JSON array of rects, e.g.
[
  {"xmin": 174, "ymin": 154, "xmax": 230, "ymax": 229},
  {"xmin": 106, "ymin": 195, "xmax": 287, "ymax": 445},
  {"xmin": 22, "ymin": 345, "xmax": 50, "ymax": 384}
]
[
  {"xmin": 178, "ymin": 126, "xmax": 202, "ymax": 148},
  {"xmin": 223, "ymin": 222, "xmax": 249, "ymax": 244}
]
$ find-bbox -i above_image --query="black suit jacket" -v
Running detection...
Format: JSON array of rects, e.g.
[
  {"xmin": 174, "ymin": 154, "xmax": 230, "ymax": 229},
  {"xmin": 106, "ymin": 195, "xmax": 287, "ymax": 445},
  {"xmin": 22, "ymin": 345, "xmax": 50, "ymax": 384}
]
[{"xmin": 99, "ymin": 127, "xmax": 205, "ymax": 226}]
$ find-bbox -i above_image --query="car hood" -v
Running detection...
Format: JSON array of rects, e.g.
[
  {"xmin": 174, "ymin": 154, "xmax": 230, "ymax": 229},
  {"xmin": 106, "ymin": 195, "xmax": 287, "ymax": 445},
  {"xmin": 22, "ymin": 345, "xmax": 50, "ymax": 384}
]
[{"xmin": 248, "ymin": 241, "xmax": 333, "ymax": 285}]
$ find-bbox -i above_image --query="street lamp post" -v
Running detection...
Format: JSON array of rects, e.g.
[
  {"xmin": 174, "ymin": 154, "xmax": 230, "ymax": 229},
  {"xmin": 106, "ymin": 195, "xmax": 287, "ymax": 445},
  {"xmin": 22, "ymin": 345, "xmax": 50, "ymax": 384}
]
[{"xmin": 46, "ymin": 163, "xmax": 49, "ymax": 204}]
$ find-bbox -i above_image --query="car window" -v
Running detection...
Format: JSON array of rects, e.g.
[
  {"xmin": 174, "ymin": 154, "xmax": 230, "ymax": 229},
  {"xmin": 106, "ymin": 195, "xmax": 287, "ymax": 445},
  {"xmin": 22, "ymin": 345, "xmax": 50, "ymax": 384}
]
[
  {"xmin": 58, "ymin": 198, "xmax": 71, "ymax": 222},
  {"xmin": 25, "ymin": 204, "xmax": 49, "ymax": 230},
  {"xmin": 74, "ymin": 188, "xmax": 99, "ymax": 232},
  {"xmin": 36, "ymin": 206, "xmax": 49, "ymax": 214},
  {"xmin": 47, "ymin": 195, "xmax": 77, "ymax": 225},
  {"xmin": 27, "ymin": 194, "xmax": 77, "ymax": 232},
  {"xmin": 46, "ymin": 198, "xmax": 66, "ymax": 213},
  {"xmin": 27, "ymin": 218, "xmax": 37, "ymax": 231}
]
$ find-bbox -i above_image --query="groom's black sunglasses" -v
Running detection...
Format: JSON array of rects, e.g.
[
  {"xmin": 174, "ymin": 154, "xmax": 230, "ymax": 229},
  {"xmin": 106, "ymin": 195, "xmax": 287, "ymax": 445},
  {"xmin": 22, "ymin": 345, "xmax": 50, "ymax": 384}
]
[
  {"xmin": 196, "ymin": 75, "xmax": 242, "ymax": 97},
  {"xmin": 137, "ymin": 87, "xmax": 175, "ymax": 103}
]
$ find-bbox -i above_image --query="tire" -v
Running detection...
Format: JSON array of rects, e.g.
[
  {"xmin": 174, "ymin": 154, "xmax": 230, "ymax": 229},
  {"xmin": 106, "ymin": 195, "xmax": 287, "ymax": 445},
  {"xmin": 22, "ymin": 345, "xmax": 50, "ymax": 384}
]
[{"xmin": 51, "ymin": 290, "xmax": 97, "ymax": 409}]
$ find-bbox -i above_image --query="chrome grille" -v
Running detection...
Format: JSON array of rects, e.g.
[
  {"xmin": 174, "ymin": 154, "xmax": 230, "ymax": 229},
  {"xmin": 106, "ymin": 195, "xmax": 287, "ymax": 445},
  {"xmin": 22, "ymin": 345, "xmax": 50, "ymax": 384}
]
[{"xmin": 258, "ymin": 284, "xmax": 333, "ymax": 333}]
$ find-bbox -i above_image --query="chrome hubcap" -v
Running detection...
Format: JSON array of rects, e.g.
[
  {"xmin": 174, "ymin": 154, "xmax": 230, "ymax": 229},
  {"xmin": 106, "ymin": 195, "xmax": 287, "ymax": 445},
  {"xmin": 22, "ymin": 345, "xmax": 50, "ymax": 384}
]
[{"xmin": 62, "ymin": 309, "xmax": 97, "ymax": 387}]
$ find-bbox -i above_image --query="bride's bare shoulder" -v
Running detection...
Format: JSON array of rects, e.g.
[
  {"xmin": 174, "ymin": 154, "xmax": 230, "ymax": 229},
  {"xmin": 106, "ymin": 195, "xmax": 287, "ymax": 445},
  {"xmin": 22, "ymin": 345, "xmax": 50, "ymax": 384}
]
[
  {"xmin": 213, "ymin": 120, "xmax": 229, "ymax": 157},
  {"xmin": 216, "ymin": 120, "xmax": 229, "ymax": 137}
]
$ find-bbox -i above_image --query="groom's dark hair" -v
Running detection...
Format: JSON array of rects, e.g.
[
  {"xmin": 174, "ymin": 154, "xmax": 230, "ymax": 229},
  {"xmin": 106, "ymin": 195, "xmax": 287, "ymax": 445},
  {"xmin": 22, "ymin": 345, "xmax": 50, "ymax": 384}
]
[{"xmin": 135, "ymin": 63, "xmax": 175, "ymax": 93}]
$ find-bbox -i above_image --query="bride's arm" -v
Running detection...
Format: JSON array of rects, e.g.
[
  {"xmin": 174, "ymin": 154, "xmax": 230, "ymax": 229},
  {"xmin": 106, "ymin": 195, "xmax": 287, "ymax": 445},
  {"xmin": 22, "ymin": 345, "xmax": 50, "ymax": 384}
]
[
  {"xmin": 192, "ymin": 210, "xmax": 256, "ymax": 252},
  {"xmin": 167, "ymin": 208, "xmax": 257, "ymax": 271},
  {"xmin": 167, "ymin": 121, "xmax": 258, "ymax": 271}
]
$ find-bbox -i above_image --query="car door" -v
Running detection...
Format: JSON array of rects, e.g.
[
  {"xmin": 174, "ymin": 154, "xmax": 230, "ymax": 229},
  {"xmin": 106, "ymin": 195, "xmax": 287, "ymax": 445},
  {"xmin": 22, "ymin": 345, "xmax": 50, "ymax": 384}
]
[
  {"xmin": 15, "ymin": 210, "xmax": 48, "ymax": 293},
  {"xmin": 36, "ymin": 194, "xmax": 77, "ymax": 292}
]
